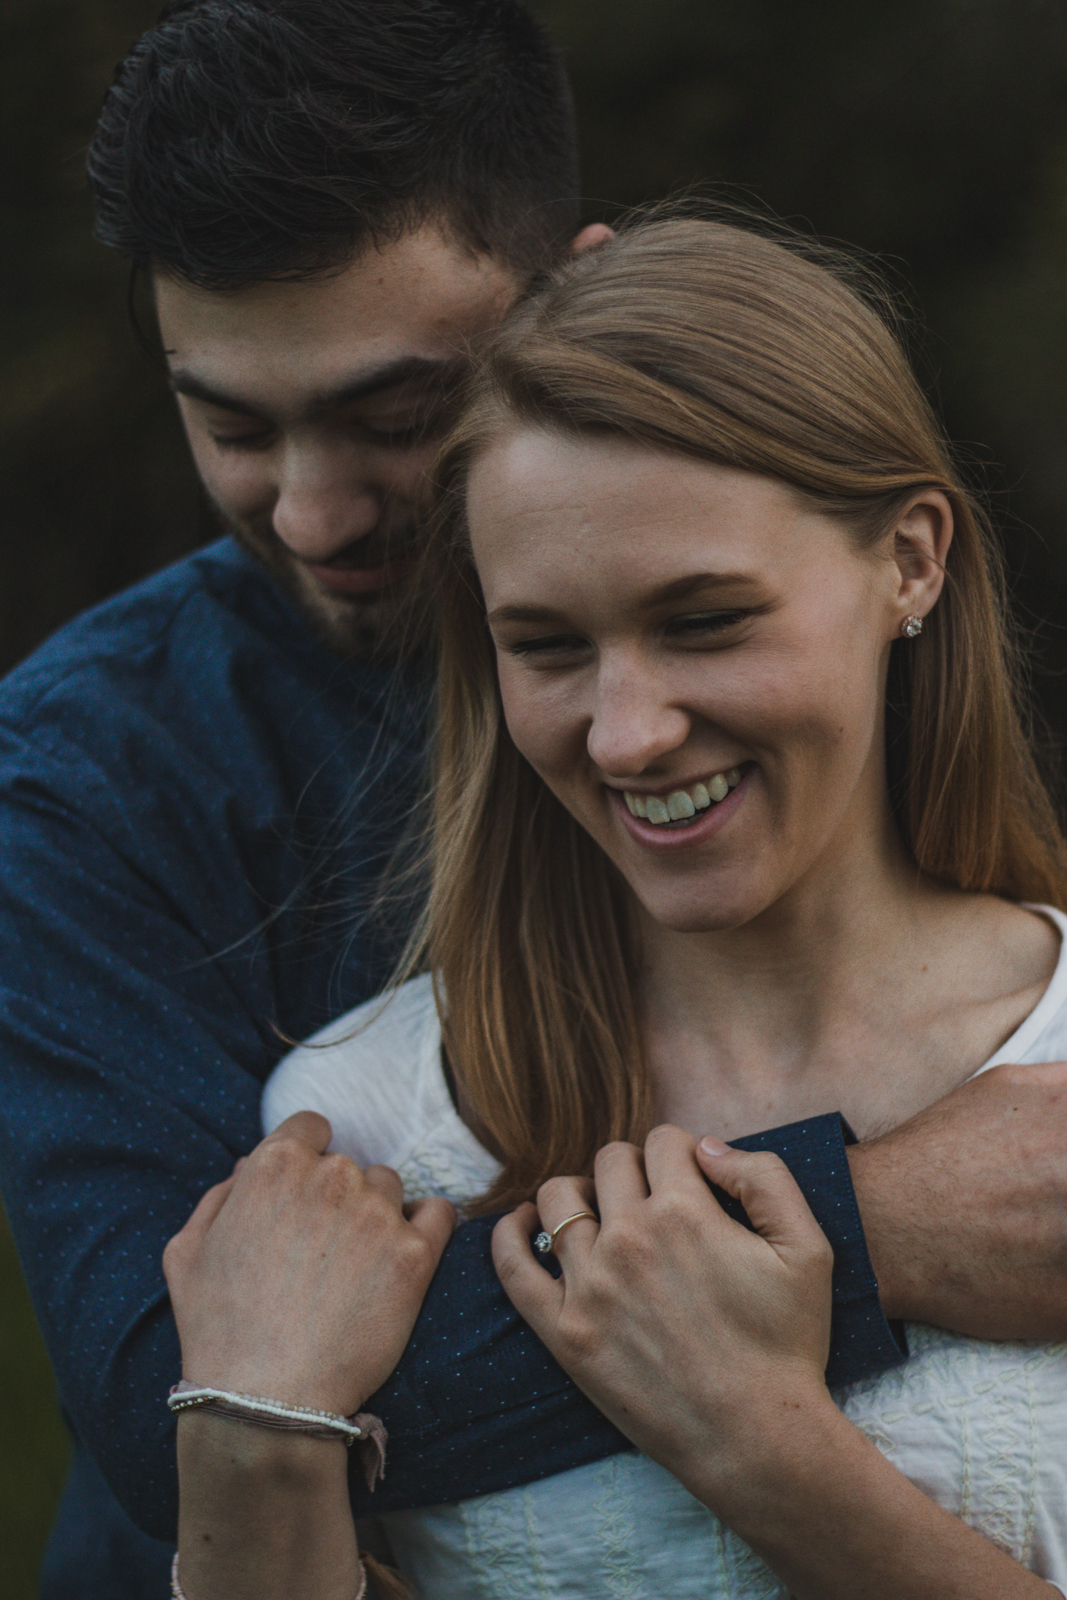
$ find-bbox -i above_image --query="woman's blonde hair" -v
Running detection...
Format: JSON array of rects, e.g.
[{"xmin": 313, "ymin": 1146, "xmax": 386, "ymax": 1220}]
[{"xmin": 402, "ymin": 212, "xmax": 1067, "ymax": 1213}]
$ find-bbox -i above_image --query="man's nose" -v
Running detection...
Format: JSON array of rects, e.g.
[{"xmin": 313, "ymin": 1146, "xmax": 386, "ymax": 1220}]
[
  {"xmin": 585, "ymin": 664, "xmax": 691, "ymax": 776},
  {"xmin": 271, "ymin": 446, "xmax": 383, "ymax": 561}
]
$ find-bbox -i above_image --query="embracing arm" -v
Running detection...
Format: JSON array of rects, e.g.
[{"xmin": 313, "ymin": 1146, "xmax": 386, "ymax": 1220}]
[
  {"xmin": 493, "ymin": 1130, "xmax": 1056, "ymax": 1600},
  {"xmin": 849, "ymin": 1063, "xmax": 1067, "ymax": 1338}
]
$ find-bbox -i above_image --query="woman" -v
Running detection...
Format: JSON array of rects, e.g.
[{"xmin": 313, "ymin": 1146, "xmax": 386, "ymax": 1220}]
[{"xmin": 167, "ymin": 215, "xmax": 1067, "ymax": 1598}]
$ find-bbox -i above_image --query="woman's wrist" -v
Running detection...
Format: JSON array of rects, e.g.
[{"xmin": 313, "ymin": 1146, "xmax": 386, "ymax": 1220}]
[
  {"xmin": 683, "ymin": 1396, "xmax": 1051, "ymax": 1600},
  {"xmin": 176, "ymin": 1408, "xmax": 351, "ymax": 1491},
  {"xmin": 176, "ymin": 1411, "xmax": 360, "ymax": 1600},
  {"xmin": 668, "ymin": 1370, "xmax": 843, "ymax": 1522},
  {"xmin": 691, "ymin": 1385, "xmax": 850, "ymax": 1526}
]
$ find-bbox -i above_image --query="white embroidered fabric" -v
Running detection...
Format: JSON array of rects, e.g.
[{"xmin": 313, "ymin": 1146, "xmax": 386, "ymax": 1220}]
[{"xmin": 263, "ymin": 908, "xmax": 1067, "ymax": 1598}]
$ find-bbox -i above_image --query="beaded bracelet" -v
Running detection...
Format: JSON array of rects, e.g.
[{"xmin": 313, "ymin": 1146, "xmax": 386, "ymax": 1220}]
[
  {"xmin": 171, "ymin": 1551, "xmax": 367, "ymax": 1600},
  {"xmin": 167, "ymin": 1382, "xmax": 387, "ymax": 1490}
]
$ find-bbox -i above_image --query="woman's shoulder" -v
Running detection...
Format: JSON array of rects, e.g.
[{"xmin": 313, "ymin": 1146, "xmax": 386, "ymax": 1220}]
[
  {"xmin": 260, "ymin": 974, "xmax": 445, "ymax": 1168},
  {"xmin": 982, "ymin": 904, "xmax": 1067, "ymax": 1071}
]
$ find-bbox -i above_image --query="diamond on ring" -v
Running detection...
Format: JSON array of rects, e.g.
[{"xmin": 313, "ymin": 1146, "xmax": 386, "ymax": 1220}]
[{"xmin": 534, "ymin": 1231, "xmax": 553, "ymax": 1255}]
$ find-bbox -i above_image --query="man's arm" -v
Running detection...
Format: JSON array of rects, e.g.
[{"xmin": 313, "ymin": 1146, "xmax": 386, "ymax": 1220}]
[
  {"xmin": 850, "ymin": 1061, "xmax": 1067, "ymax": 1339},
  {"xmin": 5, "ymin": 687, "xmax": 1067, "ymax": 1539},
  {"xmin": 0, "ymin": 746, "xmax": 885, "ymax": 1539}
]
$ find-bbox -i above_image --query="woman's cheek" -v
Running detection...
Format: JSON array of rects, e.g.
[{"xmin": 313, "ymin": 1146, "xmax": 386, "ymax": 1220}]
[{"xmin": 497, "ymin": 669, "xmax": 576, "ymax": 779}]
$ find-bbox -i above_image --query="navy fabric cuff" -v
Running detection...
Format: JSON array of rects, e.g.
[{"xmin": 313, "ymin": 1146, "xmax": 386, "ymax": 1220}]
[
  {"xmin": 352, "ymin": 1112, "xmax": 905, "ymax": 1513},
  {"xmin": 717, "ymin": 1112, "xmax": 908, "ymax": 1387}
]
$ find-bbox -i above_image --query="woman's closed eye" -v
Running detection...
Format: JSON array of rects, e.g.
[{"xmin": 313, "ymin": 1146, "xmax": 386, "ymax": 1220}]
[
  {"xmin": 662, "ymin": 609, "xmax": 751, "ymax": 642},
  {"xmin": 504, "ymin": 632, "xmax": 591, "ymax": 662},
  {"xmin": 501, "ymin": 611, "xmax": 752, "ymax": 664}
]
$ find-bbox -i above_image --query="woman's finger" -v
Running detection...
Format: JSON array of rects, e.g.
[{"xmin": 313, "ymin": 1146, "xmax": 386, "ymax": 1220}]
[
  {"xmin": 361, "ymin": 1163, "xmax": 404, "ymax": 1209},
  {"xmin": 405, "ymin": 1196, "xmax": 458, "ymax": 1259},
  {"xmin": 591, "ymin": 1140, "xmax": 648, "ymax": 1219},
  {"xmin": 491, "ymin": 1203, "xmax": 565, "ymax": 1325},
  {"xmin": 696, "ymin": 1139, "xmax": 833, "ymax": 1264},
  {"xmin": 258, "ymin": 1108, "xmax": 334, "ymax": 1156},
  {"xmin": 642, "ymin": 1123, "xmax": 711, "ymax": 1196},
  {"xmin": 534, "ymin": 1174, "xmax": 598, "ymax": 1262}
]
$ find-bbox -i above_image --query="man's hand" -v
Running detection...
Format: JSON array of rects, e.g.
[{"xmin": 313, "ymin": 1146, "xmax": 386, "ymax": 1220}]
[
  {"xmin": 850, "ymin": 1062, "xmax": 1067, "ymax": 1338},
  {"xmin": 163, "ymin": 1110, "xmax": 456, "ymax": 1415}
]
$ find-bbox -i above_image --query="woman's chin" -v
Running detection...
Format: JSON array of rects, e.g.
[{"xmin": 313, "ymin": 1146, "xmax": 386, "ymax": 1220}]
[{"xmin": 636, "ymin": 885, "xmax": 767, "ymax": 936}]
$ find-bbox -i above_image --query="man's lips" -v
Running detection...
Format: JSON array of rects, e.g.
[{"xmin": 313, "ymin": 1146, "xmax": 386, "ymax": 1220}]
[{"xmin": 302, "ymin": 554, "xmax": 415, "ymax": 597}]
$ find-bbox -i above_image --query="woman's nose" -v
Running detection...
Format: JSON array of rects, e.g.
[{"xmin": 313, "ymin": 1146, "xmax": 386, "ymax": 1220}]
[{"xmin": 585, "ymin": 668, "xmax": 691, "ymax": 776}]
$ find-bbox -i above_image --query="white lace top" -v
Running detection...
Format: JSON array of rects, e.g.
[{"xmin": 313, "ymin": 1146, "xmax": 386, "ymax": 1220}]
[{"xmin": 263, "ymin": 908, "xmax": 1067, "ymax": 1598}]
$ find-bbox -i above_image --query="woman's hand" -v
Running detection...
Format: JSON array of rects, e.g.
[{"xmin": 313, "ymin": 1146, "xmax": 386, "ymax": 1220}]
[
  {"xmin": 491, "ymin": 1124, "xmax": 834, "ymax": 1497},
  {"xmin": 164, "ymin": 1110, "xmax": 456, "ymax": 1415},
  {"xmin": 495, "ymin": 1128, "xmax": 1053, "ymax": 1600}
]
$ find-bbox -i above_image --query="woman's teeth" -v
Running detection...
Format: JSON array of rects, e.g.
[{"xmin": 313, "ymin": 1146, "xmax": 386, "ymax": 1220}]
[{"xmin": 623, "ymin": 768, "xmax": 743, "ymax": 825}]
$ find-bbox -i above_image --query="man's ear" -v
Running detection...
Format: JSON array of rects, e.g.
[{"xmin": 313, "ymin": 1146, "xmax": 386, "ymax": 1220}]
[
  {"xmin": 890, "ymin": 490, "xmax": 954, "ymax": 636},
  {"xmin": 569, "ymin": 223, "xmax": 614, "ymax": 256}
]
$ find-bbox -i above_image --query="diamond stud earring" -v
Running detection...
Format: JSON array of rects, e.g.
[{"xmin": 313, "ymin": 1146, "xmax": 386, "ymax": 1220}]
[{"xmin": 901, "ymin": 614, "xmax": 924, "ymax": 638}]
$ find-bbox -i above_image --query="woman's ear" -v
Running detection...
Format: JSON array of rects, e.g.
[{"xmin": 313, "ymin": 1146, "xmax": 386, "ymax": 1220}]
[{"xmin": 890, "ymin": 490, "xmax": 954, "ymax": 636}]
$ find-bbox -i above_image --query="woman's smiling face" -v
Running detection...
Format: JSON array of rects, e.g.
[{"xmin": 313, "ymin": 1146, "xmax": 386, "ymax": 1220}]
[{"xmin": 466, "ymin": 427, "xmax": 946, "ymax": 935}]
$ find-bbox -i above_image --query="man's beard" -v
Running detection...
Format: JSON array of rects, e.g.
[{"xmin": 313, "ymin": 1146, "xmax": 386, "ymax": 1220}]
[{"xmin": 222, "ymin": 511, "xmax": 422, "ymax": 663}]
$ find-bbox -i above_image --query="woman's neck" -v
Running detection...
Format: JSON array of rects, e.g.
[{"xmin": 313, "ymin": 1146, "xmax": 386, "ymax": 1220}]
[{"xmin": 637, "ymin": 822, "xmax": 1058, "ymax": 1141}]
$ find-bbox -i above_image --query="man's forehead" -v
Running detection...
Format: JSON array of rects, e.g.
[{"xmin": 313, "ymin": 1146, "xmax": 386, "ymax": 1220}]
[{"xmin": 153, "ymin": 225, "xmax": 519, "ymax": 398}]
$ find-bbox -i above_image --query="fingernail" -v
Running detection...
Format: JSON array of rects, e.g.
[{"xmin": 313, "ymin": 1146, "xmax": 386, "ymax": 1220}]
[
  {"xmin": 699, "ymin": 1136, "xmax": 730, "ymax": 1156},
  {"xmin": 233, "ymin": 1157, "xmax": 247, "ymax": 1173}
]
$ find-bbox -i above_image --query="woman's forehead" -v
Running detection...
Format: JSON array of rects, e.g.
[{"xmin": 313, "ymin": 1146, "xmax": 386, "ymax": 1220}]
[{"xmin": 466, "ymin": 428, "xmax": 852, "ymax": 603}]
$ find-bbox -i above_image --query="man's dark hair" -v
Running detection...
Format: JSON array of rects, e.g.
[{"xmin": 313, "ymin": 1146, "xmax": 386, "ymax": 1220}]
[{"xmin": 88, "ymin": 0, "xmax": 581, "ymax": 288}]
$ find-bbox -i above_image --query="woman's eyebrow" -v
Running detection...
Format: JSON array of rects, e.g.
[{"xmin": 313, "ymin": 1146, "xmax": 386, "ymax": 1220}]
[
  {"xmin": 644, "ymin": 571, "xmax": 762, "ymax": 606},
  {"xmin": 488, "ymin": 573, "xmax": 762, "ymax": 627},
  {"xmin": 487, "ymin": 602, "xmax": 568, "ymax": 626}
]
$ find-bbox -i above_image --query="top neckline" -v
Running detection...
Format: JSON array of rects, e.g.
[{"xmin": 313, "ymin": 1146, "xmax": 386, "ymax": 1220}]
[{"xmin": 970, "ymin": 902, "xmax": 1067, "ymax": 1077}]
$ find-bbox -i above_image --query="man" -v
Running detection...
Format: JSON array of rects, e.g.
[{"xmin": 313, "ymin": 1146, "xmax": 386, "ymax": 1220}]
[{"xmin": 3, "ymin": 1, "xmax": 1067, "ymax": 1595}]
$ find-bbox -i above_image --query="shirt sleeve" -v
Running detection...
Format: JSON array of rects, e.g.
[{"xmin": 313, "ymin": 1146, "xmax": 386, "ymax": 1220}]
[
  {"xmin": 0, "ymin": 732, "xmax": 268, "ymax": 1543},
  {"xmin": 725, "ymin": 1113, "xmax": 907, "ymax": 1387}
]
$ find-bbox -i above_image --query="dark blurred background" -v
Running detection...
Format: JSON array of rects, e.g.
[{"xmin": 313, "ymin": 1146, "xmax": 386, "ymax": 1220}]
[{"xmin": 3, "ymin": 0, "xmax": 1067, "ymax": 1591}]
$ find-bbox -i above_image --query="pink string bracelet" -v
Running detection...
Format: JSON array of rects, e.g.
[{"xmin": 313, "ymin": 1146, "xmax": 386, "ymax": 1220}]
[
  {"xmin": 167, "ymin": 1381, "xmax": 387, "ymax": 1491},
  {"xmin": 171, "ymin": 1551, "xmax": 367, "ymax": 1600}
]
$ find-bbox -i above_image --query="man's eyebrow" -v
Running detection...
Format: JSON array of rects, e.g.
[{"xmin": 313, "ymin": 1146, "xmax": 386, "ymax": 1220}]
[
  {"xmin": 167, "ymin": 355, "xmax": 467, "ymax": 417},
  {"xmin": 488, "ymin": 573, "xmax": 762, "ymax": 627},
  {"xmin": 168, "ymin": 373, "xmax": 261, "ymax": 414}
]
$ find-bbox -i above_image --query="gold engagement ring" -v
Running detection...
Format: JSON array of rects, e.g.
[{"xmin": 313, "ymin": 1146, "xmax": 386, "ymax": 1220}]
[{"xmin": 533, "ymin": 1211, "xmax": 598, "ymax": 1256}]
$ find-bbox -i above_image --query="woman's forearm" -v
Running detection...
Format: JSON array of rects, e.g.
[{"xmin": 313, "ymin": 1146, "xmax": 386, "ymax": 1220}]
[
  {"xmin": 682, "ymin": 1391, "xmax": 1050, "ymax": 1600},
  {"xmin": 175, "ymin": 1412, "xmax": 362, "ymax": 1600}
]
